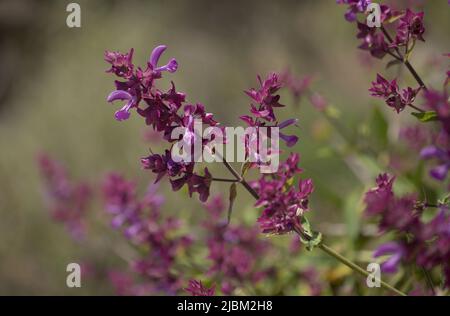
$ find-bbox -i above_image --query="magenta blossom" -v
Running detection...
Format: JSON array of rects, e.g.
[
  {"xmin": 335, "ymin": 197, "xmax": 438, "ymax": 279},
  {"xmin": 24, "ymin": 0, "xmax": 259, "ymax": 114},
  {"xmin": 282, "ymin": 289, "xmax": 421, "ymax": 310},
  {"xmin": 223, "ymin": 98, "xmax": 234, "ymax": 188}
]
[
  {"xmin": 252, "ymin": 153, "xmax": 314, "ymax": 234},
  {"xmin": 392, "ymin": 9, "xmax": 425, "ymax": 48},
  {"xmin": 105, "ymin": 45, "xmax": 178, "ymax": 121},
  {"xmin": 420, "ymin": 146, "xmax": 450, "ymax": 181}
]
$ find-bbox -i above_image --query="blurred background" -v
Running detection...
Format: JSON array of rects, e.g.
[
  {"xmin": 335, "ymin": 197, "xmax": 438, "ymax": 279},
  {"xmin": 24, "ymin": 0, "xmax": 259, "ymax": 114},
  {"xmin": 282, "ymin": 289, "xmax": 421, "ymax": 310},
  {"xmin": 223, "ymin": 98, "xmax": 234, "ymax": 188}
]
[{"xmin": 0, "ymin": 0, "xmax": 448, "ymax": 295}]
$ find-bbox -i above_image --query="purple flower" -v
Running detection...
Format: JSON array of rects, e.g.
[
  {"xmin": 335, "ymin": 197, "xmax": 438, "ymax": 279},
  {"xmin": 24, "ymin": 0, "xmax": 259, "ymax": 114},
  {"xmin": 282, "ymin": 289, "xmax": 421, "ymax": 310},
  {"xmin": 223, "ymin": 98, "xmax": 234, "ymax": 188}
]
[
  {"xmin": 280, "ymin": 70, "xmax": 313, "ymax": 103},
  {"xmin": 201, "ymin": 196, "xmax": 273, "ymax": 294},
  {"xmin": 104, "ymin": 48, "xmax": 134, "ymax": 78},
  {"xmin": 374, "ymin": 242, "xmax": 405, "ymax": 273},
  {"xmin": 149, "ymin": 45, "xmax": 178, "ymax": 73},
  {"xmin": 243, "ymin": 73, "xmax": 284, "ymax": 123},
  {"xmin": 278, "ymin": 118, "xmax": 299, "ymax": 148},
  {"xmin": 190, "ymin": 168, "xmax": 212, "ymax": 202},
  {"xmin": 107, "ymin": 90, "xmax": 137, "ymax": 121},
  {"xmin": 399, "ymin": 125, "xmax": 430, "ymax": 151},
  {"xmin": 105, "ymin": 45, "xmax": 180, "ymax": 122},
  {"xmin": 356, "ymin": 23, "xmax": 388, "ymax": 59},
  {"xmin": 336, "ymin": 0, "xmax": 371, "ymax": 22},
  {"xmin": 185, "ymin": 280, "xmax": 215, "ymax": 296},
  {"xmin": 393, "ymin": 9, "xmax": 425, "ymax": 47},
  {"xmin": 420, "ymin": 146, "xmax": 450, "ymax": 181},
  {"xmin": 102, "ymin": 173, "xmax": 192, "ymax": 295},
  {"xmin": 241, "ymin": 73, "xmax": 299, "ymax": 148},
  {"xmin": 253, "ymin": 153, "xmax": 314, "ymax": 234}
]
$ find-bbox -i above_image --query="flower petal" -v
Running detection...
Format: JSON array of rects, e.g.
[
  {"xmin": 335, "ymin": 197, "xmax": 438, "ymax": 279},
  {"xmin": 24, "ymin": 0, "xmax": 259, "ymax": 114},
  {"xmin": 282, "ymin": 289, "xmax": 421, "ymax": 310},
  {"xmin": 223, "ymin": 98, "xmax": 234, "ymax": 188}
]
[{"xmin": 149, "ymin": 45, "xmax": 167, "ymax": 68}]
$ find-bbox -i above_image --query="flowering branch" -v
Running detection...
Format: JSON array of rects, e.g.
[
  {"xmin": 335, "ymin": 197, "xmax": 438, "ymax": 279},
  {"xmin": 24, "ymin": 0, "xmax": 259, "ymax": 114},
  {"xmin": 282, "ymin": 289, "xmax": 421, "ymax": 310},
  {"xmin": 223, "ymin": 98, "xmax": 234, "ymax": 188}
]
[{"xmin": 219, "ymin": 152, "xmax": 407, "ymax": 296}]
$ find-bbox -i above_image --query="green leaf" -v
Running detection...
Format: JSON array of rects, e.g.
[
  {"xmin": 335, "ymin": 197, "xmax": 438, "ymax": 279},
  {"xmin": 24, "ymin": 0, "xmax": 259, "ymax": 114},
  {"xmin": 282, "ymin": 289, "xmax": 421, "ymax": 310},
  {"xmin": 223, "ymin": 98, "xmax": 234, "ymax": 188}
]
[
  {"xmin": 227, "ymin": 183, "xmax": 237, "ymax": 224},
  {"xmin": 411, "ymin": 111, "xmax": 439, "ymax": 123},
  {"xmin": 299, "ymin": 216, "xmax": 322, "ymax": 251}
]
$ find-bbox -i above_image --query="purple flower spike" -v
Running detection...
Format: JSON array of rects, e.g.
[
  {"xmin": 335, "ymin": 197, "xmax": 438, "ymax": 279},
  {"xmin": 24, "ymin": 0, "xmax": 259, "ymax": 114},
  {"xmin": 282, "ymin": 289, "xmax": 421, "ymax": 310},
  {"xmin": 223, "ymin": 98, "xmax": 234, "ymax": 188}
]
[
  {"xmin": 280, "ymin": 133, "xmax": 299, "ymax": 147},
  {"xmin": 420, "ymin": 146, "xmax": 443, "ymax": 159}
]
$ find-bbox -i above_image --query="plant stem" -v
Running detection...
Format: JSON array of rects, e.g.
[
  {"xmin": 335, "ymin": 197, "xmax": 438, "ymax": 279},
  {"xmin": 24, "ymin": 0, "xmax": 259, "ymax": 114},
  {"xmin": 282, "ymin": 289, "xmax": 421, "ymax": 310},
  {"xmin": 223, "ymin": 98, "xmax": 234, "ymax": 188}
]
[
  {"xmin": 212, "ymin": 177, "xmax": 239, "ymax": 183},
  {"xmin": 219, "ymin": 158, "xmax": 407, "ymax": 296}
]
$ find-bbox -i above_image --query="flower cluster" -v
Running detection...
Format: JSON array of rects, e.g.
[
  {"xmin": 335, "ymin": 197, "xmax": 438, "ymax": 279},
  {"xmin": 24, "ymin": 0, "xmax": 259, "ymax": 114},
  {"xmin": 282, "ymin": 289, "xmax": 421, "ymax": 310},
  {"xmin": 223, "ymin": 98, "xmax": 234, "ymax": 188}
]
[
  {"xmin": 392, "ymin": 9, "xmax": 425, "ymax": 48},
  {"xmin": 337, "ymin": 2, "xmax": 424, "ymax": 53},
  {"xmin": 364, "ymin": 173, "xmax": 450, "ymax": 288},
  {"xmin": 102, "ymin": 173, "xmax": 192, "ymax": 295},
  {"xmin": 105, "ymin": 45, "xmax": 217, "ymax": 202},
  {"xmin": 37, "ymin": 154, "xmax": 91, "ymax": 240},
  {"xmin": 252, "ymin": 153, "xmax": 314, "ymax": 234},
  {"xmin": 240, "ymin": 73, "xmax": 299, "ymax": 148},
  {"xmin": 336, "ymin": 2, "xmax": 427, "ymax": 112},
  {"xmin": 369, "ymin": 74, "xmax": 419, "ymax": 113}
]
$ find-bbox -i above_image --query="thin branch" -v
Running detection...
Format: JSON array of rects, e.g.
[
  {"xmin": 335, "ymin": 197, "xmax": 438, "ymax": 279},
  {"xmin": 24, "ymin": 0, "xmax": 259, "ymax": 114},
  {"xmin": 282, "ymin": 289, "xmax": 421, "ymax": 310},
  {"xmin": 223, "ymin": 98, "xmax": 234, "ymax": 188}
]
[
  {"xmin": 217, "ymin": 155, "xmax": 407, "ymax": 296},
  {"xmin": 211, "ymin": 177, "xmax": 239, "ymax": 183}
]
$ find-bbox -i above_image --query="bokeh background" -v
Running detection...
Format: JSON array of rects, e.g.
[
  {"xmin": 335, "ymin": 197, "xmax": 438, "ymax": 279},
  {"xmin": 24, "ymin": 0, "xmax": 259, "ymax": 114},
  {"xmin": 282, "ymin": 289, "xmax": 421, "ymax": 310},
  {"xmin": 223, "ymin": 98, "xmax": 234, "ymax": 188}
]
[{"xmin": 0, "ymin": 0, "xmax": 448, "ymax": 295}]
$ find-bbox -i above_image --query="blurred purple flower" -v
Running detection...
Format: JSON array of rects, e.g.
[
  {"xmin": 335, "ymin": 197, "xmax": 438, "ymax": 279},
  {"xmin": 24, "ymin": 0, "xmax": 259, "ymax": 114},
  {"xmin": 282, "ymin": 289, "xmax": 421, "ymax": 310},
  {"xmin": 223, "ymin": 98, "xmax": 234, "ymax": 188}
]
[
  {"xmin": 420, "ymin": 146, "xmax": 450, "ymax": 181},
  {"xmin": 374, "ymin": 242, "xmax": 405, "ymax": 273}
]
